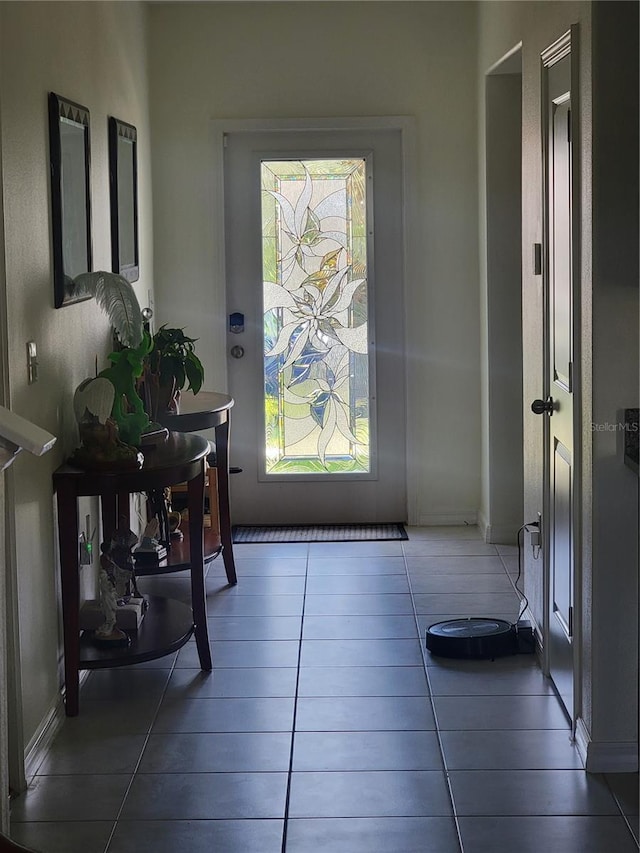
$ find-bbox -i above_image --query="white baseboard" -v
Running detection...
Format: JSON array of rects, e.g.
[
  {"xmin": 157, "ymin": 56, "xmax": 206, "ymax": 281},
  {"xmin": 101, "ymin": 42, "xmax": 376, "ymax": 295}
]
[
  {"xmin": 416, "ymin": 511, "xmax": 478, "ymax": 527},
  {"xmin": 575, "ymin": 717, "xmax": 638, "ymax": 772},
  {"xmin": 23, "ymin": 695, "xmax": 65, "ymax": 783},
  {"xmin": 477, "ymin": 511, "xmax": 489, "ymax": 541},
  {"xmin": 23, "ymin": 672, "xmax": 90, "ymax": 784}
]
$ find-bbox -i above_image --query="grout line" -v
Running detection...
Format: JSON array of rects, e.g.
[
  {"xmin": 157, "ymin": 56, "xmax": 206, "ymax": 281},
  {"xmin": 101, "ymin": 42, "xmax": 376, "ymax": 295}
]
[
  {"xmin": 103, "ymin": 655, "xmax": 179, "ymax": 853},
  {"xmin": 403, "ymin": 547, "xmax": 465, "ymax": 853},
  {"xmin": 280, "ymin": 546, "xmax": 310, "ymax": 853}
]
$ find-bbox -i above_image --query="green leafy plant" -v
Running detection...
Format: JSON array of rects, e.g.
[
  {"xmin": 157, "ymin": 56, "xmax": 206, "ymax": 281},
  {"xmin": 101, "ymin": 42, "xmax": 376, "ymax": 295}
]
[{"xmin": 147, "ymin": 326, "xmax": 204, "ymax": 395}]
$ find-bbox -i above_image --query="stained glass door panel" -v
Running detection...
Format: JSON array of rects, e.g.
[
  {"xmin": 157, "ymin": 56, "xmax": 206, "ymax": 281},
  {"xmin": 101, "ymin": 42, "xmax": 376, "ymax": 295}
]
[{"xmin": 261, "ymin": 159, "xmax": 371, "ymax": 475}]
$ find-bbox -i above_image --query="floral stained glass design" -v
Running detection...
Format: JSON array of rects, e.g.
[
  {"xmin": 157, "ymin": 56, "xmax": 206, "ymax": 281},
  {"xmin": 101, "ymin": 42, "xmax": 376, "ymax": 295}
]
[{"xmin": 261, "ymin": 159, "xmax": 371, "ymax": 475}]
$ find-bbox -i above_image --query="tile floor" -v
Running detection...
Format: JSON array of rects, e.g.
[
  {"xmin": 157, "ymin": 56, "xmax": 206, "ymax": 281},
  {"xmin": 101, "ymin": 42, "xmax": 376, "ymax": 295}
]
[{"xmin": 8, "ymin": 527, "xmax": 639, "ymax": 853}]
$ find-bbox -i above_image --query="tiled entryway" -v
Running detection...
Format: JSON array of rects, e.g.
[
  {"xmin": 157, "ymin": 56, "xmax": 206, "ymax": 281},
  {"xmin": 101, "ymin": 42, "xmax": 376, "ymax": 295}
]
[{"xmin": 9, "ymin": 528, "xmax": 639, "ymax": 852}]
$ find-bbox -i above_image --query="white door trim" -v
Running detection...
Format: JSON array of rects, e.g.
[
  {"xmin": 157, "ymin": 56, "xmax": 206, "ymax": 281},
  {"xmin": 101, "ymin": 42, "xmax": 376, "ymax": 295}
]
[{"xmin": 210, "ymin": 116, "xmax": 419, "ymax": 523}]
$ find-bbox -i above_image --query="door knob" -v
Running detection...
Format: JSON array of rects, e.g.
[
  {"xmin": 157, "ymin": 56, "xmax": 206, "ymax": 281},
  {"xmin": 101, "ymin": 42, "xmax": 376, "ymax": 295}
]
[
  {"xmin": 531, "ymin": 396, "xmax": 554, "ymax": 416},
  {"xmin": 230, "ymin": 345, "xmax": 245, "ymax": 359}
]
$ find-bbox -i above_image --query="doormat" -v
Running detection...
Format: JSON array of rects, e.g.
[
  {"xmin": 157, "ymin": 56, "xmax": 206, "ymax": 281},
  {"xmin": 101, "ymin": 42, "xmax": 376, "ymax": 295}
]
[{"xmin": 232, "ymin": 523, "xmax": 408, "ymax": 544}]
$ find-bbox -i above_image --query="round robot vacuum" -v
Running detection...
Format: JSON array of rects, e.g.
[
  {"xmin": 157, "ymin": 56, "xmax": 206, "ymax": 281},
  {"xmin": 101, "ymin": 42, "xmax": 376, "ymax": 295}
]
[{"xmin": 425, "ymin": 617, "xmax": 516, "ymax": 659}]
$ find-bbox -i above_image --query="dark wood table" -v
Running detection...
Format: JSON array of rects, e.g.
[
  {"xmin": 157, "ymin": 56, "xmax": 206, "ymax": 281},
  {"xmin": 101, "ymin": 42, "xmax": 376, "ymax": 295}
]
[
  {"xmin": 158, "ymin": 391, "xmax": 237, "ymax": 586},
  {"xmin": 53, "ymin": 432, "xmax": 212, "ymax": 716}
]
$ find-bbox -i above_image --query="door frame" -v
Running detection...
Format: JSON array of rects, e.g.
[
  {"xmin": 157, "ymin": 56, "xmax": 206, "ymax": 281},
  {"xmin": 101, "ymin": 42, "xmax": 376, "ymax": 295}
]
[
  {"xmin": 540, "ymin": 26, "xmax": 582, "ymax": 730},
  {"xmin": 210, "ymin": 116, "xmax": 419, "ymax": 522}
]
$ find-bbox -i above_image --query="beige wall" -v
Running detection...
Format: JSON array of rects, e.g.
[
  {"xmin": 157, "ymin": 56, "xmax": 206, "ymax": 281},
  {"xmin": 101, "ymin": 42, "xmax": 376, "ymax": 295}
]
[
  {"xmin": 0, "ymin": 1, "xmax": 153, "ymax": 752},
  {"xmin": 148, "ymin": 1, "xmax": 481, "ymax": 526},
  {"xmin": 478, "ymin": 0, "xmax": 638, "ymax": 767}
]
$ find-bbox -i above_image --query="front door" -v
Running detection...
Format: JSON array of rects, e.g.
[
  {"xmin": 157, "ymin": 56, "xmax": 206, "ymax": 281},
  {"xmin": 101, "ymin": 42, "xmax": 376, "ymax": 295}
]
[
  {"xmin": 541, "ymin": 37, "xmax": 577, "ymax": 720},
  {"xmin": 222, "ymin": 126, "xmax": 406, "ymax": 524}
]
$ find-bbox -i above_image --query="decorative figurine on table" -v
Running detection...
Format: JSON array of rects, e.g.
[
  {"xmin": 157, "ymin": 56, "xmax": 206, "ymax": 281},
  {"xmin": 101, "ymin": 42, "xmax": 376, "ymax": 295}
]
[
  {"xmin": 94, "ymin": 542, "xmax": 129, "ymax": 647},
  {"xmin": 109, "ymin": 518, "xmax": 142, "ymax": 602},
  {"xmin": 70, "ymin": 376, "xmax": 144, "ymax": 471},
  {"xmin": 133, "ymin": 517, "xmax": 167, "ymax": 567}
]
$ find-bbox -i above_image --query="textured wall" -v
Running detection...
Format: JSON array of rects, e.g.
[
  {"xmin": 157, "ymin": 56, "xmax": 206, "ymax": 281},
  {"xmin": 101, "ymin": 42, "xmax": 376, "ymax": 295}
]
[
  {"xmin": 0, "ymin": 1, "xmax": 153, "ymax": 752},
  {"xmin": 148, "ymin": 1, "xmax": 481, "ymax": 526}
]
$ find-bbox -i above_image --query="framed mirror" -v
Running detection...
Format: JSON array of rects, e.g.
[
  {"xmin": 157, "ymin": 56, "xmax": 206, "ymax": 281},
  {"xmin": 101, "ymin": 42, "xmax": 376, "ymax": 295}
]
[
  {"xmin": 109, "ymin": 117, "xmax": 139, "ymax": 282},
  {"xmin": 48, "ymin": 92, "xmax": 93, "ymax": 308}
]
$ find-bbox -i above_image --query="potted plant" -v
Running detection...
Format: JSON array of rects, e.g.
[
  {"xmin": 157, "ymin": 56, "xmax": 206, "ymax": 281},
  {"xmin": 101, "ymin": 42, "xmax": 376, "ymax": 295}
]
[{"xmin": 143, "ymin": 325, "xmax": 205, "ymax": 420}]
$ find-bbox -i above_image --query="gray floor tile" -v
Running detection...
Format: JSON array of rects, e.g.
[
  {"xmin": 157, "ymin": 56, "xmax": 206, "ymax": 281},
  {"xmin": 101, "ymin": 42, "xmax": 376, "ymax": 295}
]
[
  {"xmin": 10, "ymin": 775, "xmax": 131, "ymax": 821},
  {"xmin": 292, "ymin": 730, "xmax": 444, "ymax": 771},
  {"xmin": 308, "ymin": 542, "xmax": 404, "ymax": 557},
  {"xmin": 153, "ymin": 696, "xmax": 295, "ymax": 732},
  {"xmin": 208, "ymin": 575, "xmax": 306, "ymax": 595},
  {"xmin": 406, "ymin": 555, "xmax": 505, "ymax": 573},
  {"xmin": 285, "ymin": 817, "xmax": 460, "ymax": 852},
  {"xmin": 440, "ymin": 729, "xmax": 582, "ymax": 769},
  {"xmin": 208, "ymin": 615, "xmax": 302, "ymax": 640},
  {"xmin": 300, "ymin": 638, "xmax": 424, "ymax": 667},
  {"xmin": 289, "ymin": 770, "xmax": 452, "ymax": 817},
  {"xmin": 449, "ymin": 769, "xmax": 620, "ymax": 815},
  {"xmin": 298, "ymin": 666, "xmax": 429, "ymax": 697},
  {"xmin": 36, "ymin": 732, "xmax": 147, "ymax": 775},
  {"xmin": 500, "ymin": 555, "xmax": 519, "ymax": 574},
  {"xmin": 228, "ymin": 556, "xmax": 307, "ymax": 575},
  {"xmin": 302, "ymin": 614, "xmax": 418, "ymax": 640},
  {"xmin": 306, "ymin": 574, "xmax": 410, "ymax": 595},
  {"xmin": 120, "ymin": 772, "xmax": 288, "ymax": 819},
  {"xmin": 306, "ymin": 556, "xmax": 407, "ymax": 575},
  {"xmin": 9, "ymin": 822, "xmax": 113, "ymax": 853},
  {"xmin": 605, "ymin": 771, "xmax": 639, "ymax": 816},
  {"xmin": 180, "ymin": 639, "xmax": 300, "ymax": 668},
  {"xmin": 53, "ymin": 697, "xmax": 160, "ymax": 736},
  {"xmin": 167, "ymin": 667, "xmax": 298, "ymax": 697},
  {"xmin": 304, "ymin": 594, "xmax": 414, "ymax": 616},
  {"xmin": 496, "ymin": 544, "xmax": 518, "ymax": 556},
  {"xmin": 413, "ymin": 592, "xmax": 520, "ymax": 616},
  {"xmin": 404, "ymin": 541, "xmax": 498, "ymax": 556},
  {"xmin": 433, "ymin": 695, "xmax": 569, "ymax": 730},
  {"xmin": 138, "ymin": 731, "xmax": 292, "ymax": 772},
  {"xmin": 425, "ymin": 656, "xmax": 554, "ymax": 695},
  {"xmin": 207, "ymin": 594, "xmax": 304, "ymax": 617},
  {"xmin": 233, "ymin": 542, "xmax": 309, "ymax": 557},
  {"xmin": 295, "ymin": 695, "xmax": 435, "ymax": 731},
  {"xmin": 458, "ymin": 815, "xmax": 638, "ymax": 852},
  {"xmin": 79, "ymin": 668, "xmax": 171, "ymax": 701},
  {"xmin": 108, "ymin": 819, "xmax": 284, "ymax": 853},
  {"xmin": 410, "ymin": 573, "xmax": 514, "ymax": 594},
  {"xmin": 405, "ymin": 525, "xmax": 482, "ymax": 541}
]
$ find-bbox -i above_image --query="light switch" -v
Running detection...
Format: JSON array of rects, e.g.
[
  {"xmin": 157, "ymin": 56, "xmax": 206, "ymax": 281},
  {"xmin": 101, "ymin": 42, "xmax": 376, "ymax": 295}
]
[{"xmin": 26, "ymin": 341, "xmax": 38, "ymax": 384}]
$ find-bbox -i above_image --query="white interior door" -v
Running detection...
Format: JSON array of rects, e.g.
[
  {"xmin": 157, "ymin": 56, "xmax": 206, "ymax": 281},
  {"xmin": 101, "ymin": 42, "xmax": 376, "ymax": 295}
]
[
  {"xmin": 223, "ymin": 127, "xmax": 406, "ymax": 524},
  {"xmin": 541, "ymin": 43, "xmax": 576, "ymax": 721}
]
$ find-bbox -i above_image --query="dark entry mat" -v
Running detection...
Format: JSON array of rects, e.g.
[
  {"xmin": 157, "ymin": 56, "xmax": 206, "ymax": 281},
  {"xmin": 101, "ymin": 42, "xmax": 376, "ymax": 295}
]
[{"xmin": 232, "ymin": 523, "xmax": 408, "ymax": 544}]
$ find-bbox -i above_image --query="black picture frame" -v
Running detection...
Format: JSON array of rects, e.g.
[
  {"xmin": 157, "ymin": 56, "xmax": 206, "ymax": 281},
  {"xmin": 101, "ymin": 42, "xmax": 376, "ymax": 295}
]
[
  {"xmin": 109, "ymin": 117, "xmax": 139, "ymax": 283},
  {"xmin": 48, "ymin": 92, "xmax": 93, "ymax": 308}
]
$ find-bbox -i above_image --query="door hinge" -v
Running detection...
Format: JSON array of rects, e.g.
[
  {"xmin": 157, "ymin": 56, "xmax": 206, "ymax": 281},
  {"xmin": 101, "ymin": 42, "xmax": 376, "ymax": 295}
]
[
  {"xmin": 567, "ymin": 109, "xmax": 571, "ymax": 144},
  {"xmin": 568, "ymin": 605, "xmax": 573, "ymax": 637},
  {"xmin": 568, "ymin": 360, "xmax": 573, "ymax": 391}
]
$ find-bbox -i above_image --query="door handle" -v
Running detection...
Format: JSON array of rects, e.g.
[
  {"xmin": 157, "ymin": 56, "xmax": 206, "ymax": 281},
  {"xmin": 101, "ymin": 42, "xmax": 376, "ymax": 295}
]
[
  {"xmin": 230, "ymin": 345, "xmax": 245, "ymax": 359},
  {"xmin": 531, "ymin": 396, "xmax": 554, "ymax": 416}
]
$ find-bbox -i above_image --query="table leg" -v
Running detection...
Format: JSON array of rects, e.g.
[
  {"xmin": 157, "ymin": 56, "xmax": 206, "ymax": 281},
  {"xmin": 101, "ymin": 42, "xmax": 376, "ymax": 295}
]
[
  {"xmin": 56, "ymin": 482, "xmax": 80, "ymax": 716},
  {"xmin": 215, "ymin": 417, "xmax": 237, "ymax": 585},
  {"xmin": 187, "ymin": 463, "xmax": 212, "ymax": 670}
]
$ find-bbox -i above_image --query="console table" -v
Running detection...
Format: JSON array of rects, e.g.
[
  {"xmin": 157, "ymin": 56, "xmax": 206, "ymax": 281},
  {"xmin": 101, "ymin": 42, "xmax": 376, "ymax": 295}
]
[
  {"xmin": 158, "ymin": 391, "xmax": 237, "ymax": 586},
  {"xmin": 53, "ymin": 432, "xmax": 212, "ymax": 716}
]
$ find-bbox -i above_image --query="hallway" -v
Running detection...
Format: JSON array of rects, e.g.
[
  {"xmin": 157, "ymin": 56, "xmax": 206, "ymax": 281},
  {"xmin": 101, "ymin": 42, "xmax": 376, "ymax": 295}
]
[{"xmin": 8, "ymin": 527, "xmax": 639, "ymax": 852}]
